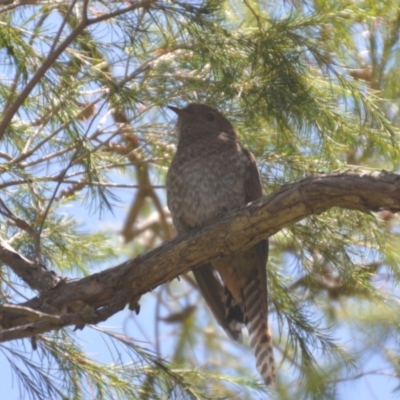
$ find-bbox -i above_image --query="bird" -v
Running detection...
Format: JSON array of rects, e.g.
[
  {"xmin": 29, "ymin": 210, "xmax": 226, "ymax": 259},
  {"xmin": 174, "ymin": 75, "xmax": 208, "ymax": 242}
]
[{"xmin": 165, "ymin": 103, "xmax": 276, "ymax": 387}]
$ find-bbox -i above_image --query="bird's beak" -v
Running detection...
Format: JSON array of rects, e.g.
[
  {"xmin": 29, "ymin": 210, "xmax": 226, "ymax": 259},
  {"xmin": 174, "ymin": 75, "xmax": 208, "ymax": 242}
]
[{"xmin": 167, "ymin": 105, "xmax": 182, "ymax": 115}]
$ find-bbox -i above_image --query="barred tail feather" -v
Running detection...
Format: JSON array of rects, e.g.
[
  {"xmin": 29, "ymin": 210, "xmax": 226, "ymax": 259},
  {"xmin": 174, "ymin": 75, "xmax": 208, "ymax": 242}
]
[
  {"xmin": 193, "ymin": 267, "xmax": 243, "ymax": 342},
  {"xmin": 224, "ymin": 287, "xmax": 244, "ymax": 343},
  {"xmin": 243, "ymin": 280, "xmax": 276, "ymax": 388}
]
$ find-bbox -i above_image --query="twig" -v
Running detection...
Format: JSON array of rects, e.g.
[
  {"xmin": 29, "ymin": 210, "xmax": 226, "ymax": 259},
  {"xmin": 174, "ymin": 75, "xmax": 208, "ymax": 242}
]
[{"xmin": 1, "ymin": 171, "xmax": 400, "ymax": 340}]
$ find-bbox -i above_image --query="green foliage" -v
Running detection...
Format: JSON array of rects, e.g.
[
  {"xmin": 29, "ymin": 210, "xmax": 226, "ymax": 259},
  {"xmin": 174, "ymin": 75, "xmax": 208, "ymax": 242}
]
[{"xmin": 1, "ymin": 0, "xmax": 400, "ymax": 398}]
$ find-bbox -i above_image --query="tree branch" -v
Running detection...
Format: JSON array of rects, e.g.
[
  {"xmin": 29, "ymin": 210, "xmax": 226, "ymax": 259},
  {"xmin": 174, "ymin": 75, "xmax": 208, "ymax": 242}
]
[
  {"xmin": 0, "ymin": 238, "xmax": 61, "ymax": 292},
  {"xmin": 1, "ymin": 171, "xmax": 400, "ymax": 341},
  {"xmin": 0, "ymin": 0, "xmax": 156, "ymax": 140}
]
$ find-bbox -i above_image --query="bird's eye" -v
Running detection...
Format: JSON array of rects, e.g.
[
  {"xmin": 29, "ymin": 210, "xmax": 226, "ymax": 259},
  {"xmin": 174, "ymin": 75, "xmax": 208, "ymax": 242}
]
[{"xmin": 206, "ymin": 112, "xmax": 215, "ymax": 121}]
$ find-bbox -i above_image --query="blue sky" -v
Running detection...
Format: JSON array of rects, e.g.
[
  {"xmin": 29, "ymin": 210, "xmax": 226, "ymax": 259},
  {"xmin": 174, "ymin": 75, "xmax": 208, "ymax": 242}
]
[
  {"xmin": 1, "ymin": 154, "xmax": 398, "ymax": 399},
  {"xmin": 1, "ymin": 3, "xmax": 400, "ymax": 399}
]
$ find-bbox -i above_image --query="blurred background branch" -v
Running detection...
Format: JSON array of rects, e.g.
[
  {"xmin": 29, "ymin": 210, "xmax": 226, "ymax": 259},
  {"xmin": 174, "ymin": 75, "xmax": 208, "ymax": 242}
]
[{"xmin": 1, "ymin": 0, "xmax": 400, "ymax": 398}]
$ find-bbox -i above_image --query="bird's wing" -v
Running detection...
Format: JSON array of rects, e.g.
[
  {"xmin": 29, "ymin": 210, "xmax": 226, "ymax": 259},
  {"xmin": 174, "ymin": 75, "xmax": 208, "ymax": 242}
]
[{"xmin": 193, "ymin": 265, "xmax": 243, "ymax": 342}]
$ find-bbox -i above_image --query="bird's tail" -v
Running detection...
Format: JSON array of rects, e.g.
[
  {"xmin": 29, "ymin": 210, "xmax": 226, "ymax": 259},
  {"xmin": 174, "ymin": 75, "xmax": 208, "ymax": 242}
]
[
  {"xmin": 224, "ymin": 287, "xmax": 244, "ymax": 343},
  {"xmin": 242, "ymin": 279, "xmax": 276, "ymax": 388},
  {"xmin": 194, "ymin": 266, "xmax": 243, "ymax": 342}
]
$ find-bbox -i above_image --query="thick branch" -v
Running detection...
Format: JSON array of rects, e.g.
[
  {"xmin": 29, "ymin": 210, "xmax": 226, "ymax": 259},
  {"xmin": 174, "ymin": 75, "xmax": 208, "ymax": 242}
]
[
  {"xmin": 1, "ymin": 171, "xmax": 400, "ymax": 341},
  {"xmin": 0, "ymin": 238, "xmax": 61, "ymax": 291}
]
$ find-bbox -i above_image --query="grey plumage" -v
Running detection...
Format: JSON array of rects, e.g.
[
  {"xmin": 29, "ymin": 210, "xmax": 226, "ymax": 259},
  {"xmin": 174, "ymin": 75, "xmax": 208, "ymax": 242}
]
[{"xmin": 166, "ymin": 103, "xmax": 276, "ymax": 387}]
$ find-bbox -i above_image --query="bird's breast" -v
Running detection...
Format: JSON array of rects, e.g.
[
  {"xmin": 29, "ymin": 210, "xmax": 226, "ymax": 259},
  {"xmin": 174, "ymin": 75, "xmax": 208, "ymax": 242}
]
[{"xmin": 167, "ymin": 152, "xmax": 247, "ymax": 231}]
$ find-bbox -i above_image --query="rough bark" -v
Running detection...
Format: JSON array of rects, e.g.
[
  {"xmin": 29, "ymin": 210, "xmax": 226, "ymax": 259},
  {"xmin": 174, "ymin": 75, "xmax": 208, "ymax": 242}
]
[{"xmin": 1, "ymin": 171, "xmax": 400, "ymax": 341}]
